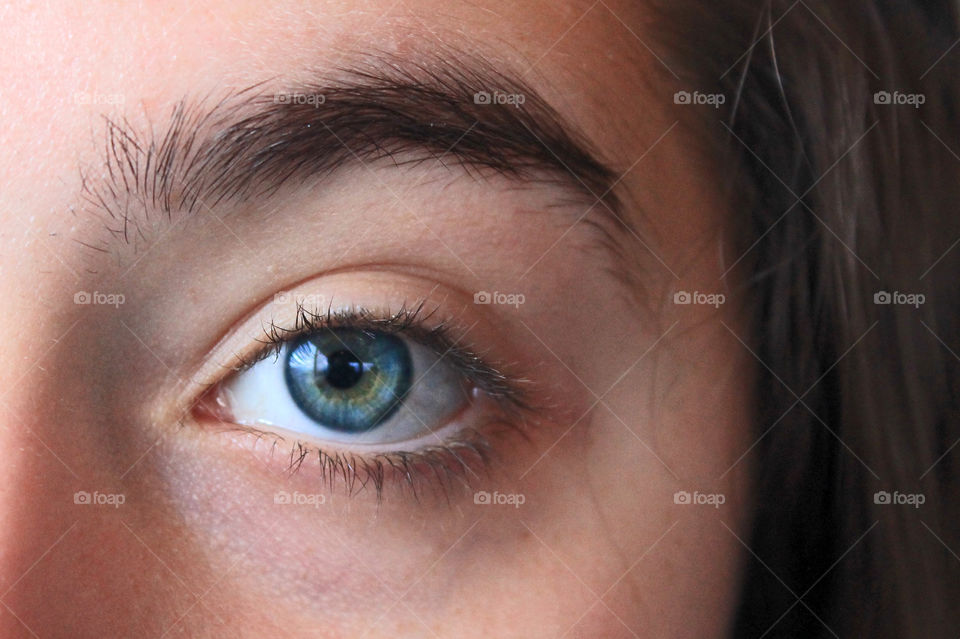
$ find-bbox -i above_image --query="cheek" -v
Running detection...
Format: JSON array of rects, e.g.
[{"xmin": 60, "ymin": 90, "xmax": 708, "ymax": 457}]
[
  {"xmin": 112, "ymin": 409, "xmax": 664, "ymax": 637},
  {"xmin": 0, "ymin": 457, "xmax": 202, "ymax": 636},
  {"xmin": 578, "ymin": 411, "xmax": 750, "ymax": 636},
  {"xmin": 138, "ymin": 427, "xmax": 558, "ymax": 632},
  {"xmin": 513, "ymin": 330, "xmax": 755, "ymax": 637}
]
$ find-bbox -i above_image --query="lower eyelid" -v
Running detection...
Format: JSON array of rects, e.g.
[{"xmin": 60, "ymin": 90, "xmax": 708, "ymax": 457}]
[{"xmin": 198, "ymin": 414, "xmax": 517, "ymax": 501}]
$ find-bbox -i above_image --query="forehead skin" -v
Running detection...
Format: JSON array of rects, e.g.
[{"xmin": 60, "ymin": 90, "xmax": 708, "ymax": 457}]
[
  {"xmin": 0, "ymin": 0, "xmax": 703, "ymax": 250},
  {"xmin": 0, "ymin": 1, "xmax": 752, "ymax": 638}
]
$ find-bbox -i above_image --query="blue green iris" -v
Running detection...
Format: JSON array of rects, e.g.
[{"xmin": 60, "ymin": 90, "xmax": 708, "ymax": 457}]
[{"xmin": 284, "ymin": 329, "xmax": 413, "ymax": 433}]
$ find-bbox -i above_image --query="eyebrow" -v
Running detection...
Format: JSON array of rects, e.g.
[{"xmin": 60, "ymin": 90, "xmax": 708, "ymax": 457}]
[{"xmin": 78, "ymin": 51, "xmax": 623, "ymax": 249}]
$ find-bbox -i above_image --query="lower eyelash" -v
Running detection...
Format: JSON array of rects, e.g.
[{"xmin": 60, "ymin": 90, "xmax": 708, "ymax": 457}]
[{"xmin": 218, "ymin": 422, "xmax": 507, "ymax": 504}]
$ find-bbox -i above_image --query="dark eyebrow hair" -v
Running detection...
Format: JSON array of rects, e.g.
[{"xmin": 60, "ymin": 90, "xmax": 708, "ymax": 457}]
[{"xmin": 78, "ymin": 51, "xmax": 623, "ymax": 248}]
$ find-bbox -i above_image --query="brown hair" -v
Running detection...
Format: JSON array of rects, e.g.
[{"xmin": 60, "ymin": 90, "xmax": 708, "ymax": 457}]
[{"xmin": 654, "ymin": 1, "xmax": 960, "ymax": 636}]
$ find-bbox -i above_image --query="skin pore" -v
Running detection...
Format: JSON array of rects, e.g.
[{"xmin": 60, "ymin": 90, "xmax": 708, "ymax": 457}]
[{"xmin": 0, "ymin": 1, "xmax": 755, "ymax": 637}]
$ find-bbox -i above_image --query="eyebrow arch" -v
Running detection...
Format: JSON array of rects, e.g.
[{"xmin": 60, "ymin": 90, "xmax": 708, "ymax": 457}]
[{"xmin": 78, "ymin": 50, "xmax": 623, "ymax": 248}]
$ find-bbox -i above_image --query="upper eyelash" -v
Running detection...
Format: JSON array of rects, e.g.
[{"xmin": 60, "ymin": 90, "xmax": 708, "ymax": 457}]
[{"xmin": 233, "ymin": 299, "xmax": 534, "ymax": 413}]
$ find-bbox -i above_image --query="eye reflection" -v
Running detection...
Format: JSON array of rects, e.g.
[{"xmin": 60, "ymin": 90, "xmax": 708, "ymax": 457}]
[{"xmin": 285, "ymin": 329, "xmax": 413, "ymax": 433}]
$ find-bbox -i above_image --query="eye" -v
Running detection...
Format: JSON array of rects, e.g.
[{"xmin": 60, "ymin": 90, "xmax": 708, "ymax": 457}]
[
  {"xmin": 194, "ymin": 302, "xmax": 535, "ymax": 497},
  {"xmin": 216, "ymin": 326, "xmax": 471, "ymax": 447}
]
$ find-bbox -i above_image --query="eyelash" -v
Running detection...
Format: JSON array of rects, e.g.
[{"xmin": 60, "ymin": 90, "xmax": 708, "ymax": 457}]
[{"xmin": 196, "ymin": 300, "xmax": 534, "ymax": 501}]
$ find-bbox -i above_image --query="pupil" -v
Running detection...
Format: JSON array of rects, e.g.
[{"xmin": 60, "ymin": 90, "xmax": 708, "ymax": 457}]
[{"xmin": 323, "ymin": 349, "xmax": 364, "ymax": 389}]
